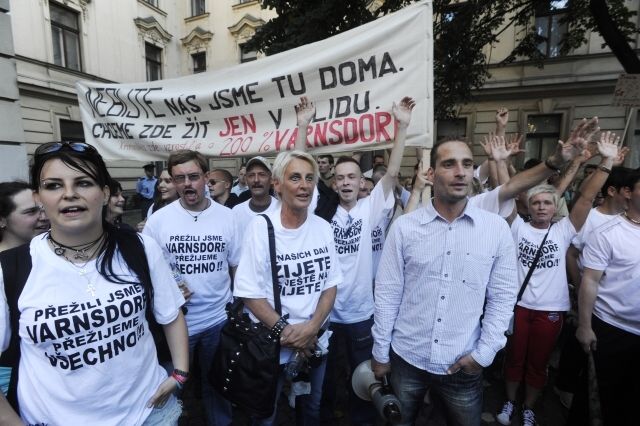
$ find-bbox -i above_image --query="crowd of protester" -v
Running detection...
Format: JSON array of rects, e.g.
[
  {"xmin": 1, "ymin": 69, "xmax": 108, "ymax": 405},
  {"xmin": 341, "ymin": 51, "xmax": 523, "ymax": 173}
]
[{"xmin": 0, "ymin": 97, "xmax": 638, "ymax": 426}]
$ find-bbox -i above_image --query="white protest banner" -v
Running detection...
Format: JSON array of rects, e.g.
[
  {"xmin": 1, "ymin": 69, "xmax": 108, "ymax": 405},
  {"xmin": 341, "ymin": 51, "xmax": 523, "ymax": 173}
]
[{"xmin": 76, "ymin": 1, "xmax": 432, "ymax": 161}]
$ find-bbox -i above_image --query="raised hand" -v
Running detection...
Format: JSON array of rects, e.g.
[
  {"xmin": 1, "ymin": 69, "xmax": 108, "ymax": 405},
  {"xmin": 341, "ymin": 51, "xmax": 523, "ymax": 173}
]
[
  {"xmin": 495, "ymin": 107, "xmax": 509, "ymax": 130},
  {"xmin": 392, "ymin": 96, "xmax": 416, "ymax": 128},
  {"xmin": 506, "ymin": 133, "xmax": 525, "ymax": 157},
  {"xmin": 613, "ymin": 146, "xmax": 630, "ymax": 167},
  {"xmin": 556, "ymin": 117, "xmax": 600, "ymax": 164},
  {"xmin": 294, "ymin": 96, "xmax": 316, "ymax": 126},
  {"xmin": 490, "ymin": 134, "xmax": 511, "ymax": 162},
  {"xmin": 480, "ymin": 133, "xmax": 494, "ymax": 158},
  {"xmin": 596, "ymin": 131, "xmax": 622, "ymax": 160}
]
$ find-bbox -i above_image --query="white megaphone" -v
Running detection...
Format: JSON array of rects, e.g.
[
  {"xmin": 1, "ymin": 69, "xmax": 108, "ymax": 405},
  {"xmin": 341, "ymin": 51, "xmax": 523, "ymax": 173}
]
[{"xmin": 352, "ymin": 359, "xmax": 402, "ymax": 424}]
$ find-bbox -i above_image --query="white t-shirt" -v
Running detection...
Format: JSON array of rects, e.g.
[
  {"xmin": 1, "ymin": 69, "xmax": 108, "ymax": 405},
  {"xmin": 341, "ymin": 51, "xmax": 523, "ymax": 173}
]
[
  {"xmin": 468, "ymin": 185, "xmax": 515, "ymax": 218},
  {"xmin": 571, "ymin": 208, "xmax": 618, "ymax": 270},
  {"xmin": 143, "ymin": 199, "xmax": 240, "ymax": 335},
  {"xmin": 372, "ymin": 208, "xmax": 395, "ymax": 278},
  {"xmin": 511, "ymin": 215, "xmax": 576, "ymax": 311},
  {"xmin": 583, "ymin": 216, "xmax": 640, "ymax": 335},
  {"xmin": 234, "ymin": 208, "xmax": 342, "ymax": 363},
  {"xmin": 232, "ymin": 197, "xmax": 279, "ymax": 248},
  {"xmin": 331, "ymin": 183, "xmax": 394, "ymax": 324},
  {"xmin": 0, "ymin": 234, "xmax": 184, "ymax": 426},
  {"xmin": 0, "ymin": 278, "xmax": 8, "ymax": 353}
]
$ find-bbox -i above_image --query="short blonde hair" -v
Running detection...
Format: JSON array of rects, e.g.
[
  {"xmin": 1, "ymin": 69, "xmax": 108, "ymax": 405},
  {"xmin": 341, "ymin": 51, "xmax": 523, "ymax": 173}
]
[
  {"xmin": 271, "ymin": 150, "xmax": 319, "ymax": 184},
  {"xmin": 527, "ymin": 184, "xmax": 558, "ymax": 207}
]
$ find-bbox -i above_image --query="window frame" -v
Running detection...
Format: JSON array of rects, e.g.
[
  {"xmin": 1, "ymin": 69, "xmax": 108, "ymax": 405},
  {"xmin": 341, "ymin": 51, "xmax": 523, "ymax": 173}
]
[
  {"xmin": 239, "ymin": 44, "xmax": 257, "ymax": 63},
  {"xmin": 534, "ymin": 0, "xmax": 570, "ymax": 58},
  {"xmin": 522, "ymin": 113, "xmax": 563, "ymax": 168},
  {"xmin": 191, "ymin": 0, "xmax": 206, "ymax": 17},
  {"xmin": 192, "ymin": 51, "xmax": 206, "ymax": 74},
  {"xmin": 145, "ymin": 42, "xmax": 163, "ymax": 81},
  {"xmin": 49, "ymin": 2, "xmax": 82, "ymax": 71}
]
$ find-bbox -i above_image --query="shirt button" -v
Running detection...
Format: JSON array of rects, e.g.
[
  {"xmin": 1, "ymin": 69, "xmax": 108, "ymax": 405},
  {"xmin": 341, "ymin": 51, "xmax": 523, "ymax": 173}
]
[
  {"xmin": 437, "ymin": 318, "xmax": 441, "ymax": 322},
  {"xmin": 446, "ymin": 251, "xmax": 451, "ymax": 255},
  {"xmin": 441, "ymin": 296, "xmax": 445, "ymax": 300},
  {"xmin": 444, "ymin": 273, "xmax": 448, "ymax": 277},
  {"xmin": 449, "ymin": 227, "xmax": 452, "ymax": 231},
  {"xmin": 462, "ymin": 280, "xmax": 466, "ymax": 283},
  {"xmin": 434, "ymin": 339, "xmax": 438, "ymax": 343}
]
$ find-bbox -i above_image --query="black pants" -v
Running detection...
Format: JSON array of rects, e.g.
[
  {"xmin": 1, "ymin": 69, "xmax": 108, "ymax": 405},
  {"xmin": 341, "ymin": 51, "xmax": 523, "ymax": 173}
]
[{"xmin": 589, "ymin": 315, "xmax": 640, "ymax": 426}]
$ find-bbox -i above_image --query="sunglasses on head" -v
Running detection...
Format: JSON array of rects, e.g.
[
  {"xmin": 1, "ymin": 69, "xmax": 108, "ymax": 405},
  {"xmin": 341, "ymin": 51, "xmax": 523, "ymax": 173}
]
[{"xmin": 35, "ymin": 142, "xmax": 97, "ymax": 156}]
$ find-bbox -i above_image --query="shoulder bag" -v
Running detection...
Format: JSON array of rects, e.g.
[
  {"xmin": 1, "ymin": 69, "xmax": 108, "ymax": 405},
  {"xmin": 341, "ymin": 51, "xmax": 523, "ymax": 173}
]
[{"xmin": 210, "ymin": 214, "xmax": 282, "ymax": 418}]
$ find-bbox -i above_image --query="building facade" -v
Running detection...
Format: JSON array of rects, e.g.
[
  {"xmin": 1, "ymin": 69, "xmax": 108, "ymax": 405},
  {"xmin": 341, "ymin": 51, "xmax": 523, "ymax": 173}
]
[{"xmin": 2, "ymin": 0, "xmax": 638, "ymax": 188}]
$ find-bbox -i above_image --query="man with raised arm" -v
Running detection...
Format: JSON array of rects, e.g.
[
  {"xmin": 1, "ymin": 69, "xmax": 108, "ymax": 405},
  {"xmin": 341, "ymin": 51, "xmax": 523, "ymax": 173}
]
[{"xmin": 320, "ymin": 97, "xmax": 414, "ymax": 425}]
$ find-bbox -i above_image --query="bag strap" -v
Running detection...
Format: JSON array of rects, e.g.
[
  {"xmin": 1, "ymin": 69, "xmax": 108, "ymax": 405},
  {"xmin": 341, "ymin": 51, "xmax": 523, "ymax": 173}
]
[
  {"xmin": 259, "ymin": 214, "xmax": 281, "ymax": 315},
  {"xmin": 0, "ymin": 243, "xmax": 32, "ymax": 412},
  {"xmin": 516, "ymin": 223, "xmax": 554, "ymax": 303}
]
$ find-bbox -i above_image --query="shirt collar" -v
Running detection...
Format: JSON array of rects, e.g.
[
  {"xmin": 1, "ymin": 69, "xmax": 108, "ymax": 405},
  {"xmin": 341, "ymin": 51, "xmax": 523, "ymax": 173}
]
[{"xmin": 419, "ymin": 197, "xmax": 480, "ymax": 225}]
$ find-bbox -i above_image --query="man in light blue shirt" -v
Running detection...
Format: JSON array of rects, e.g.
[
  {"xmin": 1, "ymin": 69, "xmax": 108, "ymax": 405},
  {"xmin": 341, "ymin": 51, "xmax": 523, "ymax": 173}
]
[
  {"xmin": 136, "ymin": 163, "xmax": 157, "ymax": 219},
  {"xmin": 372, "ymin": 139, "xmax": 518, "ymax": 426}
]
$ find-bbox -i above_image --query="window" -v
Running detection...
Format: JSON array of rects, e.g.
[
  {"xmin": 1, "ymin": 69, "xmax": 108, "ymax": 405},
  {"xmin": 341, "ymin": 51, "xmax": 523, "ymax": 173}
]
[
  {"xmin": 192, "ymin": 52, "xmax": 206, "ymax": 73},
  {"xmin": 60, "ymin": 119, "xmax": 85, "ymax": 142},
  {"xmin": 523, "ymin": 114, "xmax": 562, "ymax": 169},
  {"xmin": 145, "ymin": 43, "xmax": 162, "ymax": 81},
  {"xmin": 143, "ymin": 0, "xmax": 158, "ymax": 6},
  {"xmin": 436, "ymin": 118, "xmax": 467, "ymax": 142},
  {"xmin": 191, "ymin": 0, "xmax": 205, "ymax": 16},
  {"xmin": 240, "ymin": 44, "xmax": 257, "ymax": 63},
  {"xmin": 50, "ymin": 2, "xmax": 81, "ymax": 71},
  {"xmin": 535, "ymin": 0, "xmax": 569, "ymax": 57}
]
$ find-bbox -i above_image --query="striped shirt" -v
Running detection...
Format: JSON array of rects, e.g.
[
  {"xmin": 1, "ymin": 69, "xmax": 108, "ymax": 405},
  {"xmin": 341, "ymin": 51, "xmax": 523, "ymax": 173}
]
[{"xmin": 372, "ymin": 200, "xmax": 517, "ymax": 374}]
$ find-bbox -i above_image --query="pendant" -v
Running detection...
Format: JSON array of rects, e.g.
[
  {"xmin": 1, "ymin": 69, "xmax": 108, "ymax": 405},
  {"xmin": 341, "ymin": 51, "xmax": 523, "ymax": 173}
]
[
  {"xmin": 86, "ymin": 283, "xmax": 96, "ymax": 297},
  {"xmin": 54, "ymin": 247, "xmax": 65, "ymax": 256},
  {"xmin": 194, "ymin": 217, "xmax": 198, "ymax": 222},
  {"xmin": 74, "ymin": 250, "xmax": 88, "ymax": 260}
]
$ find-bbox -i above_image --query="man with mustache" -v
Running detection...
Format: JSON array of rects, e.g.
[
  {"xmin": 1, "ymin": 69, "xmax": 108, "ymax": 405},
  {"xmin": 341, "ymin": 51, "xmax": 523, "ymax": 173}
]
[
  {"xmin": 232, "ymin": 156, "xmax": 278, "ymax": 245},
  {"xmin": 143, "ymin": 150, "xmax": 239, "ymax": 426}
]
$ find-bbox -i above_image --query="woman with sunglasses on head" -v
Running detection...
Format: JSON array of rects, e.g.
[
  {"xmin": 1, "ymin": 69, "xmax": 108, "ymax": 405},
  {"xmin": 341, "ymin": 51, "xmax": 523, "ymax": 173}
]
[{"xmin": 0, "ymin": 142, "xmax": 189, "ymax": 425}]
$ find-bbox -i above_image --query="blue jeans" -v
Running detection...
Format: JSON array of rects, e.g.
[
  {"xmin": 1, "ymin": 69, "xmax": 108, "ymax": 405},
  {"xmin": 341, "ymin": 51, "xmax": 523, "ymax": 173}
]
[
  {"xmin": 142, "ymin": 394, "xmax": 182, "ymax": 426},
  {"xmin": 390, "ymin": 351, "xmax": 483, "ymax": 426},
  {"xmin": 321, "ymin": 317, "xmax": 375, "ymax": 425},
  {"xmin": 254, "ymin": 355, "xmax": 327, "ymax": 426},
  {"xmin": 188, "ymin": 321, "xmax": 232, "ymax": 426}
]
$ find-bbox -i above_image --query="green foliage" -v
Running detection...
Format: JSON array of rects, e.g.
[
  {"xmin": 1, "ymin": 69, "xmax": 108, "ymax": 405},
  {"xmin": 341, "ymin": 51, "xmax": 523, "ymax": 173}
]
[{"xmin": 246, "ymin": 0, "xmax": 639, "ymax": 118}]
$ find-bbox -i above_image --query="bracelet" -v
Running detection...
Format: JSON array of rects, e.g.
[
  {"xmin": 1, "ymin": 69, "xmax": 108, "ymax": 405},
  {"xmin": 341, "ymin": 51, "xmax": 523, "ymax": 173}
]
[
  {"xmin": 271, "ymin": 316, "xmax": 289, "ymax": 337},
  {"xmin": 171, "ymin": 369, "xmax": 189, "ymax": 384},
  {"xmin": 171, "ymin": 376, "xmax": 184, "ymax": 391},
  {"xmin": 544, "ymin": 158, "xmax": 562, "ymax": 174},
  {"xmin": 598, "ymin": 165, "xmax": 612, "ymax": 174}
]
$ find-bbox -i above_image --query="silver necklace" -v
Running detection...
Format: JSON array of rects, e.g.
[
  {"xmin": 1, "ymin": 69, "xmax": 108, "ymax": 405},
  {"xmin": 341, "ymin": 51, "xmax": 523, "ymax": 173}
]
[
  {"xmin": 180, "ymin": 199, "xmax": 210, "ymax": 222},
  {"xmin": 624, "ymin": 211, "xmax": 640, "ymax": 225},
  {"xmin": 48, "ymin": 235, "xmax": 103, "ymax": 297}
]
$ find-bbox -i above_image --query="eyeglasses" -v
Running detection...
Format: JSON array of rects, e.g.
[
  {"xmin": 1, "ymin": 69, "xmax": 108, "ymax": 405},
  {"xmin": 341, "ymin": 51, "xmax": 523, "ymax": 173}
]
[
  {"xmin": 173, "ymin": 173, "xmax": 203, "ymax": 184},
  {"xmin": 35, "ymin": 142, "xmax": 97, "ymax": 156},
  {"xmin": 208, "ymin": 179, "xmax": 226, "ymax": 186}
]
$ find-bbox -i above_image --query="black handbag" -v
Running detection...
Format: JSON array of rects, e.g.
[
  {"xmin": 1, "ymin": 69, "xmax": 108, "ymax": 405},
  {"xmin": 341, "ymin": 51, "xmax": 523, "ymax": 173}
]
[{"xmin": 210, "ymin": 214, "xmax": 282, "ymax": 418}]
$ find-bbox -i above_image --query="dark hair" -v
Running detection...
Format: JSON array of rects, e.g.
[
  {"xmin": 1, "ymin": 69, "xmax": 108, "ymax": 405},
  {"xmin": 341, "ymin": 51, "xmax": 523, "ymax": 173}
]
[
  {"xmin": 106, "ymin": 178, "xmax": 124, "ymax": 225},
  {"xmin": 603, "ymin": 167, "xmax": 632, "ymax": 195},
  {"xmin": 372, "ymin": 164, "xmax": 388, "ymax": 174},
  {"xmin": 151, "ymin": 170, "xmax": 176, "ymax": 214},
  {"xmin": 168, "ymin": 150, "xmax": 209, "ymax": 175},
  {"xmin": 335, "ymin": 156, "xmax": 361, "ymax": 169},
  {"xmin": 625, "ymin": 169, "xmax": 640, "ymax": 191},
  {"xmin": 317, "ymin": 154, "xmax": 334, "ymax": 165},
  {"xmin": 31, "ymin": 143, "xmax": 155, "ymax": 322},
  {"xmin": 0, "ymin": 181, "xmax": 32, "ymax": 242},
  {"xmin": 429, "ymin": 139, "xmax": 470, "ymax": 168}
]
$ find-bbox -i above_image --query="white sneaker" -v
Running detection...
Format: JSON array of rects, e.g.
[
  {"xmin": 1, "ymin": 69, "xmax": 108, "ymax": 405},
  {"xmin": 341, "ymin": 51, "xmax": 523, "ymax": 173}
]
[
  {"xmin": 496, "ymin": 400, "xmax": 515, "ymax": 425},
  {"xmin": 522, "ymin": 407, "xmax": 536, "ymax": 426}
]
